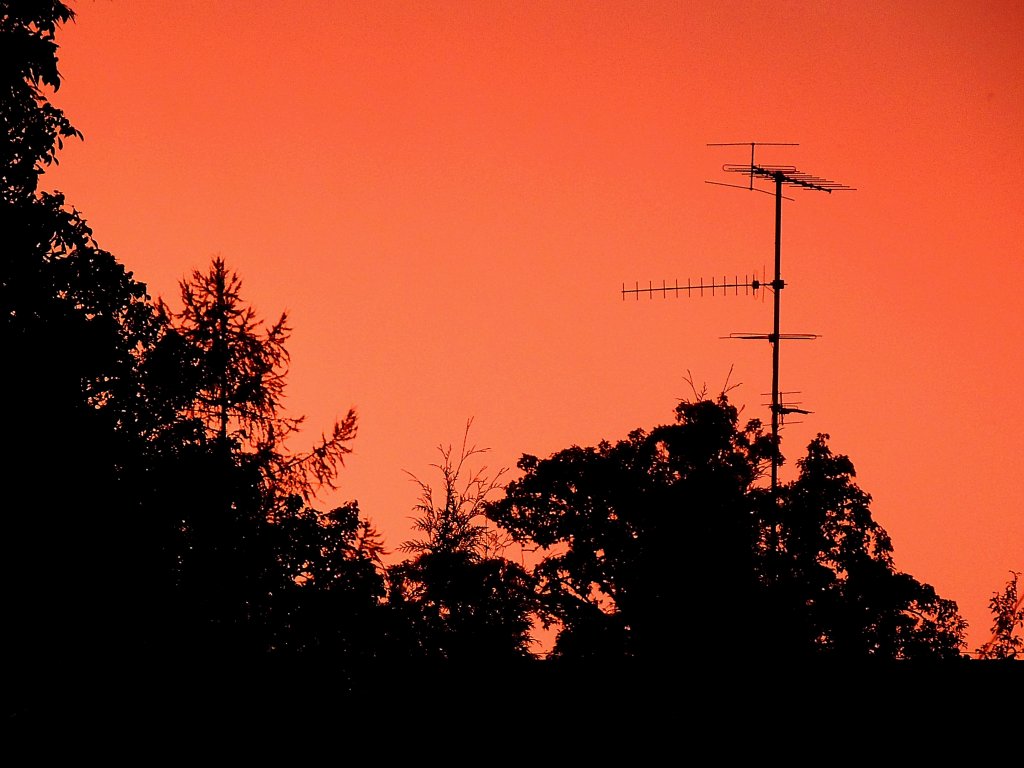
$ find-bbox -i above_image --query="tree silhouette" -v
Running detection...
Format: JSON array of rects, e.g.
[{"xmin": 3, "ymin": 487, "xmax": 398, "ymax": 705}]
[
  {"xmin": 975, "ymin": 571, "xmax": 1023, "ymax": 660},
  {"xmin": 147, "ymin": 256, "xmax": 381, "ymax": 666},
  {"xmin": 2, "ymin": 0, "xmax": 390, "ymax": 701},
  {"xmin": 1, "ymin": 0, "xmax": 382, "ymax": 690},
  {"xmin": 765, "ymin": 435, "xmax": 967, "ymax": 660},
  {"xmin": 8, "ymin": 2, "xmax": 1012, "ymax": 727},
  {"xmin": 2, "ymin": 0, "xmax": 164, "ymax": 703},
  {"xmin": 386, "ymin": 421, "xmax": 540, "ymax": 663},
  {"xmin": 1, "ymin": 0, "xmax": 80, "ymax": 199},
  {"xmin": 488, "ymin": 392, "xmax": 967, "ymax": 664},
  {"xmin": 489, "ymin": 393, "xmax": 773, "ymax": 662},
  {"xmin": 158, "ymin": 256, "xmax": 357, "ymax": 510},
  {"xmin": 257, "ymin": 497, "xmax": 400, "ymax": 663}
]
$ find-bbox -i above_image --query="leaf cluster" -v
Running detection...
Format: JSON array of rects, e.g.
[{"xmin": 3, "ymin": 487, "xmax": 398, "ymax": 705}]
[{"xmin": 1, "ymin": 1, "xmax": 80, "ymax": 201}]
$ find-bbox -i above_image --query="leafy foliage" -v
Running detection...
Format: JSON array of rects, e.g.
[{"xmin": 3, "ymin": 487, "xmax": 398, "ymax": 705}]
[
  {"xmin": 766, "ymin": 436, "xmax": 967, "ymax": 660},
  {"xmin": 976, "ymin": 571, "xmax": 1024, "ymax": 660},
  {"xmin": 489, "ymin": 393, "xmax": 967, "ymax": 662},
  {"xmin": 490, "ymin": 393, "xmax": 773, "ymax": 660},
  {"xmin": 259, "ymin": 497, "xmax": 395, "ymax": 660},
  {"xmin": 1, "ymin": 0, "xmax": 163, "ymax": 690},
  {"xmin": 1, "ymin": 0, "xmax": 81, "ymax": 200}
]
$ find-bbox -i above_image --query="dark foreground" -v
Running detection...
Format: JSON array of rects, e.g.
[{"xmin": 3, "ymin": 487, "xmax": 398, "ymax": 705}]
[{"xmin": 6, "ymin": 656, "xmax": 1021, "ymax": 754}]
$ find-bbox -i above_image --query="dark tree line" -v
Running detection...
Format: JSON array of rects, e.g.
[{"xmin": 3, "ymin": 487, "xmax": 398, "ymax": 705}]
[
  {"xmin": 3, "ymin": 1, "xmax": 1021, "ymax": 725},
  {"xmin": 488, "ymin": 391, "xmax": 968, "ymax": 666},
  {"xmin": 2, "ymin": 2, "xmax": 386, "ymax": 708}
]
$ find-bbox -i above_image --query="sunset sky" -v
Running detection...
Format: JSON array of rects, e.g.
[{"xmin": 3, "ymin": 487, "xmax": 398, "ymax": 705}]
[{"xmin": 44, "ymin": 0, "xmax": 1022, "ymax": 654}]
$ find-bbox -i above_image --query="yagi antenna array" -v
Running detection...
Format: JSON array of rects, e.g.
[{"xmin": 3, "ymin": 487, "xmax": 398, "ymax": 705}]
[
  {"xmin": 621, "ymin": 141, "xmax": 853, "ymax": 494},
  {"xmin": 723, "ymin": 163, "xmax": 855, "ymax": 194},
  {"xmin": 622, "ymin": 273, "xmax": 766, "ymax": 300}
]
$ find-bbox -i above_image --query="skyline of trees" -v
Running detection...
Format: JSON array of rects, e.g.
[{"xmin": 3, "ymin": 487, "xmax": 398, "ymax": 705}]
[{"xmin": 2, "ymin": 5, "xmax": 1019, "ymax": 726}]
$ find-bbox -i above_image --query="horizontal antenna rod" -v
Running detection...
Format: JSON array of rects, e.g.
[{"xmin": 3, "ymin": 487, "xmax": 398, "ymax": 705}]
[
  {"xmin": 726, "ymin": 332, "xmax": 819, "ymax": 341},
  {"xmin": 723, "ymin": 163, "xmax": 855, "ymax": 193},
  {"xmin": 622, "ymin": 276, "xmax": 764, "ymax": 299}
]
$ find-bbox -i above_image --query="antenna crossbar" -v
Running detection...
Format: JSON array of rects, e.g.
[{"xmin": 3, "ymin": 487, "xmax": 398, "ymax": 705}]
[
  {"xmin": 622, "ymin": 276, "xmax": 763, "ymax": 300},
  {"xmin": 723, "ymin": 163, "xmax": 855, "ymax": 194},
  {"xmin": 726, "ymin": 332, "xmax": 819, "ymax": 341}
]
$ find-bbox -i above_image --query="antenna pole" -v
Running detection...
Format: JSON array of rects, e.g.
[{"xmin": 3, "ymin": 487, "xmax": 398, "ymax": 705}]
[
  {"xmin": 771, "ymin": 174, "xmax": 782, "ymax": 494},
  {"xmin": 624, "ymin": 143, "xmax": 852, "ymax": 503}
]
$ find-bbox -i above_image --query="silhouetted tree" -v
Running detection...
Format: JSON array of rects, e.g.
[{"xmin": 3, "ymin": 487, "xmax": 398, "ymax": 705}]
[
  {"xmin": 1, "ymin": 0, "xmax": 80, "ymax": 199},
  {"xmin": 766, "ymin": 435, "xmax": 967, "ymax": 660},
  {"xmin": 2, "ymin": 0, "xmax": 387, "ymax": 699},
  {"xmin": 488, "ymin": 394, "xmax": 773, "ymax": 662},
  {"xmin": 158, "ymin": 257, "xmax": 356, "ymax": 510},
  {"xmin": 488, "ymin": 392, "xmax": 967, "ymax": 664},
  {"xmin": 259, "ymin": 497, "xmax": 403, "ymax": 663},
  {"xmin": 975, "ymin": 571, "xmax": 1023, "ymax": 660},
  {"xmin": 1, "ymin": 0, "xmax": 163, "ymax": 700},
  {"xmin": 387, "ymin": 421, "xmax": 540, "ymax": 663},
  {"xmin": 151, "ymin": 257, "xmax": 374, "ymax": 664}
]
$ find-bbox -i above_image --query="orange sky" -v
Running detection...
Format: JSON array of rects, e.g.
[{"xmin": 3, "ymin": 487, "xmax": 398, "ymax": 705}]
[{"xmin": 45, "ymin": 0, "xmax": 1022, "ymax": 654}]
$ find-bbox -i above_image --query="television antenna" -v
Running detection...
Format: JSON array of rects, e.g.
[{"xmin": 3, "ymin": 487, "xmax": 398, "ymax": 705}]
[{"xmin": 623, "ymin": 141, "xmax": 853, "ymax": 494}]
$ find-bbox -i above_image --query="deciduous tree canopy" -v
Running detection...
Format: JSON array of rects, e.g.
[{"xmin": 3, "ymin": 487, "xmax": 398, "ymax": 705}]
[{"xmin": 488, "ymin": 394, "xmax": 967, "ymax": 663}]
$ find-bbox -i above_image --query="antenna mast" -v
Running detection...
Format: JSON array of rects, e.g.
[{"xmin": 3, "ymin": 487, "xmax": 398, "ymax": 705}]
[
  {"xmin": 711, "ymin": 143, "xmax": 853, "ymax": 492},
  {"xmin": 623, "ymin": 142, "xmax": 853, "ymax": 495}
]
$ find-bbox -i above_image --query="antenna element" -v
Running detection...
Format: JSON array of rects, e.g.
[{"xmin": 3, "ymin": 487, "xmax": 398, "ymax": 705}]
[{"xmin": 621, "ymin": 141, "xmax": 853, "ymax": 499}]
